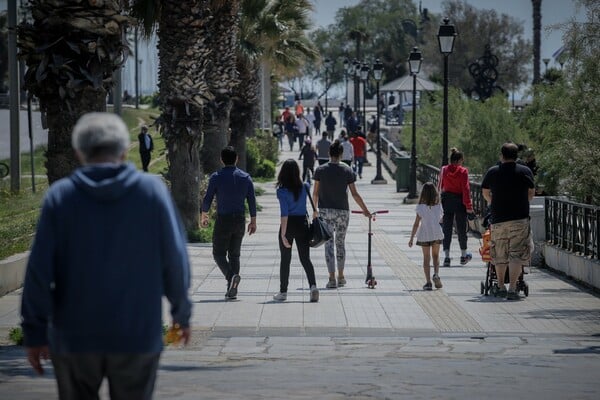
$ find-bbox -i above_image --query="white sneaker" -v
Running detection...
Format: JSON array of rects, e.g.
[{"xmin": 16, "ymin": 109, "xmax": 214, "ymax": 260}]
[
  {"xmin": 309, "ymin": 285, "xmax": 319, "ymax": 302},
  {"xmin": 273, "ymin": 292, "xmax": 287, "ymax": 301}
]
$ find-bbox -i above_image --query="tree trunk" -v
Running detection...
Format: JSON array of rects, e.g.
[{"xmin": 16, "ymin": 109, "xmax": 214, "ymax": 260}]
[
  {"xmin": 158, "ymin": 0, "xmax": 212, "ymax": 232},
  {"xmin": 532, "ymin": 0, "xmax": 542, "ymax": 84},
  {"xmin": 230, "ymin": 59, "xmax": 259, "ymax": 171},
  {"xmin": 44, "ymin": 88, "xmax": 107, "ymax": 183},
  {"xmin": 200, "ymin": 0, "xmax": 240, "ymax": 174}
]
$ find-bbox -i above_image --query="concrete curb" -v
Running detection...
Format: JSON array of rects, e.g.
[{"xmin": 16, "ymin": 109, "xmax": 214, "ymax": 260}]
[{"xmin": 0, "ymin": 252, "xmax": 28, "ymax": 296}]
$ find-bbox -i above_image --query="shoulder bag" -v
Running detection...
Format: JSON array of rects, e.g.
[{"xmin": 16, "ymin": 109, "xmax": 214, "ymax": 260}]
[{"xmin": 305, "ymin": 185, "xmax": 332, "ymax": 247}]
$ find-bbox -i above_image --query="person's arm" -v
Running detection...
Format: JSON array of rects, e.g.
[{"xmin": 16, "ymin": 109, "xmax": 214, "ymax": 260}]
[
  {"xmin": 482, "ymin": 188, "xmax": 492, "ymax": 205},
  {"xmin": 200, "ymin": 175, "xmax": 216, "ymax": 228},
  {"xmin": 348, "ymin": 183, "xmax": 371, "ymax": 217},
  {"xmin": 158, "ymin": 183, "xmax": 192, "ymax": 346},
  {"xmin": 246, "ymin": 179, "xmax": 257, "ymax": 235},
  {"xmin": 463, "ymin": 171, "xmax": 474, "ymax": 213},
  {"xmin": 312, "ymin": 181, "xmax": 320, "ymax": 219},
  {"xmin": 408, "ymin": 214, "xmax": 422, "ymax": 247},
  {"xmin": 22, "ymin": 195, "xmax": 56, "ymax": 374},
  {"xmin": 280, "ymin": 216, "xmax": 292, "ymax": 248}
]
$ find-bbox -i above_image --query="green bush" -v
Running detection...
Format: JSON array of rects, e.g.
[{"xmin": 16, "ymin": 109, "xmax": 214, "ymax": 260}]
[
  {"xmin": 9, "ymin": 327, "xmax": 23, "ymax": 345},
  {"xmin": 246, "ymin": 139, "xmax": 260, "ymax": 177},
  {"xmin": 257, "ymin": 159, "xmax": 276, "ymax": 179}
]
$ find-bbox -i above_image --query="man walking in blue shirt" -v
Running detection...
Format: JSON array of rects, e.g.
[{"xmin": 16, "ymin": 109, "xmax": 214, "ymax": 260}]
[{"xmin": 201, "ymin": 146, "xmax": 257, "ymax": 300}]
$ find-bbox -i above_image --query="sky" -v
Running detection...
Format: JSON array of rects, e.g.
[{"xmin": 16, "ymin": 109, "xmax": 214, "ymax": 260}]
[{"xmin": 311, "ymin": 0, "xmax": 587, "ymax": 69}]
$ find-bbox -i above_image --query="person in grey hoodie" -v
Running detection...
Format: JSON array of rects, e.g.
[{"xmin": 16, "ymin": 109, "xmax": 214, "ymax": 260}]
[{"xmin": 21, "ymin": 112, "xmax": 192, "ymax": 400}]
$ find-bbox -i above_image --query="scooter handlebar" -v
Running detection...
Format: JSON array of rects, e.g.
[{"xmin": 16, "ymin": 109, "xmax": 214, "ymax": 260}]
[{"xmin": 351, "ymin": 210, "xmax": 389, "ymax": 215}]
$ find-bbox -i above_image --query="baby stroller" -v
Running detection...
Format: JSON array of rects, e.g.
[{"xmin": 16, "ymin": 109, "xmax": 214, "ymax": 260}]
[{"xmin": 479, "ymin": 228, "xmax": 529, "ymax": 297}]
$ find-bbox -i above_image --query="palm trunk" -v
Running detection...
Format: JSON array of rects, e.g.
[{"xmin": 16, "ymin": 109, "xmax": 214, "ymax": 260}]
[
  {"xmin": 45, "ymin": 89, "xmax": 107, "ymax": 182},
  {"xmin": 200, "ymin": 0, "xmax": 240, "ymax": 174},
  {"xmin": 158, "ymin": 0, "xmax": 211, "ymax": 232},
  {"xmin": 230, "ymin": 59, "xmax": 259, "ymax": 171}
]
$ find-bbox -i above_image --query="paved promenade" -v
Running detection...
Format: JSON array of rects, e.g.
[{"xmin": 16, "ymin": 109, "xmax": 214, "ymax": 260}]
[{"xmin": 1, "ymin": 143, "xmax": 599, "ymax": 399}]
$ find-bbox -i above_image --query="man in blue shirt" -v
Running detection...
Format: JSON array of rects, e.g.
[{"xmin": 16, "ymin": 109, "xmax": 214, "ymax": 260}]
[{"xmin": 201, "ymin": 146, "xmax": 257, "ymax": 300}]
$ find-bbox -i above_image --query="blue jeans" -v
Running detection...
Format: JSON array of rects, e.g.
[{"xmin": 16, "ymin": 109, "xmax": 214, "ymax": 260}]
[{"xmin": 353, "ymin": 156, "xmax": 364, "ymax": 177}]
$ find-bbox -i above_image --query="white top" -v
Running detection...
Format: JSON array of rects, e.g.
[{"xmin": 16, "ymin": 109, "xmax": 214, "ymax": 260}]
[
  {"xmin": 415, "ymin": 204, "xmax": 444, "ymax": 242},
  {"xmin": 341, "ymin": 140, "xmax": 354, "ymax": 161}
]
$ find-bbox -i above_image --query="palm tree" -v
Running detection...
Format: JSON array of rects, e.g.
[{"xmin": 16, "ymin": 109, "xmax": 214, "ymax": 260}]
[
  {"xmin": 231, "ymin": 0, "xmax": 317, "ymax": 169},
  {"xmin": 18, "ymin": 0, "xmax": 131, "ymax": 183},
  {"xmin": 532, "ymin": 0, "xmax": 542, "ymax": 84},
  {"xmin": 200, "ymin": 0, "xmax": 241, "ymax": 174}
]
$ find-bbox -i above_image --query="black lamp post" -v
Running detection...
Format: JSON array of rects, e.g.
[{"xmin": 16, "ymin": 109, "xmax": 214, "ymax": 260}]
[
  {"xmin": 353, "ymin": 59, "xmax": 360, "ymax": 115},
  {"xmin": 437, "ymin": 17, "xmax": 457, "ymax": 166},
  {"xmin": 324, "ymin": 58, "xmax": 333, "ymax": 113},
  {"xmin": 343, "ymin": 58, "xmax": 350, "ymax": 105},
  {"xmin": 360, "ymin": 62, "xmax": 369, "ymax": 130},
  {"xmin": 371, "ymin": 59, "xmax": 386, "ymax": 184},
  {"xmin": 407, "ymin": 47, "xmax": 422, "ymax": 198}
]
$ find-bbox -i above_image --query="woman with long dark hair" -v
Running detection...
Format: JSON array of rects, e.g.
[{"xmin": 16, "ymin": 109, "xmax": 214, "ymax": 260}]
[{"xmin": 273, "ymin": 159, "xmax": 319, "ymax": 302}]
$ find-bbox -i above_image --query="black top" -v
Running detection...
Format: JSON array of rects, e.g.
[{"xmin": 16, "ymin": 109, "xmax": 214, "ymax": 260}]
[{"xmin": 481, "ymin": 162, "xmax": 535, "ymax": 224}]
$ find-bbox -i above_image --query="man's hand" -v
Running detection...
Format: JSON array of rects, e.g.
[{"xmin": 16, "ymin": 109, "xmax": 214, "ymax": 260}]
[
  {"xmin": 200, "ymin": 212, "xmax": 209, "ymax": 228},
  {"xmin": 247, "ymin": 220, "xmax": 257, "ymax": 235},
  {"xmin": 27, "ymin": 346, "xmax": 50, "ymax": 375}
]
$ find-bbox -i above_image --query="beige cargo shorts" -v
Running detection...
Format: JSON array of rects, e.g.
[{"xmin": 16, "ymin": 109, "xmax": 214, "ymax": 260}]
[{"xmin": 490, "ymin": 218, "xmax": 531, "ymax": 266}]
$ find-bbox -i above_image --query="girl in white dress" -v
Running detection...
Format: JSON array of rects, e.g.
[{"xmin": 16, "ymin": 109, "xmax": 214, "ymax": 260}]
[{"xmin": 408, "ymin": 182, "xmax": 445, "ymax": 290}]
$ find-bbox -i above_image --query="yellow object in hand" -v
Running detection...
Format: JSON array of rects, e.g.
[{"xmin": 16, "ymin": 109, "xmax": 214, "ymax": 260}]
[{"xmin": 164, "ymin": 323, "xmax": 182, "ymax": 345}]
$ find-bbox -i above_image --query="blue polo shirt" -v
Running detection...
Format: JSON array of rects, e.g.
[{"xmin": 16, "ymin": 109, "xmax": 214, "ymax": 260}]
[{"xmin": 202, "ymin": 166, "xmax": 257, "ymax": 217}]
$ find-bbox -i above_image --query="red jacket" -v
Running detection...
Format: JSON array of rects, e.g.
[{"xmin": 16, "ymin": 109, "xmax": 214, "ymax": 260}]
[{"xmin": 440, "ymin": 164, "xmax": 473, "ymax": 210}]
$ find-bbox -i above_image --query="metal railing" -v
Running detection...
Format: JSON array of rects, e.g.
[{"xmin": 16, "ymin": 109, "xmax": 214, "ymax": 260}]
[{"xmin": 545, "ymin": 197, "xmax": 599, "ymax": 259}]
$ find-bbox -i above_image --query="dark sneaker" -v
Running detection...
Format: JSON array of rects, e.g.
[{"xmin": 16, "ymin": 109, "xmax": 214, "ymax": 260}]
[
  {"xmin": 432, "ymin": 274, "xmax": 443, "ymax": 289},
  {"xmin": 310, "ymin": 285, "xmax": 319, "ymax": 302},
  {"xmin": 443, "ymin": 257, "xmax": 451, "ymax": 267},
  {"xmin": 423, "ymin": 282, "xmax": 433, "ymax": 291},
  {"xmin": 337, "ymin": 277, "xmax": 346, "ymax": 287},
  {"xmin": 495, "ymin": 287, "xmax": 508, "ymax": 298},
  {"xmin": 506, "ymin": 291, "xmax": 521, "ymax": 301},
  {"xmin": 326, "ymin": 279, "xmax": 337, "ymax": 289},
  {"xmin": 460, "ymin": 253, "xmax": 472, "ymax": 265},
  {"xmin": 227, "ymin": 274, "xmax": 241, "ymax": 299}
]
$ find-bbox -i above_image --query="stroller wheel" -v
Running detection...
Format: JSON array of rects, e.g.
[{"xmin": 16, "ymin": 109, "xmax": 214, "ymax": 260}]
[
  {"xmin": 523, "ymin": 284, "xmax": 529, "ymax": 297},
  {"xmin": 480, "ymin": 281, "xmax": 485, "ymax": 295}
]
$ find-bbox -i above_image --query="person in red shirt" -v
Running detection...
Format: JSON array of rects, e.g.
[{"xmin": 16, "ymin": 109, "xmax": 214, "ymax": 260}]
[
  {"xmin": 439, "ymin": 148, "xmax": 474, "ymax": 266},
  {"xmin": 349, "ymin": 132, "xmax": 367, "ymax": 179},
  {"xmin": 281, "ymin": 107, "xmax": 291, "ymax": 123}
]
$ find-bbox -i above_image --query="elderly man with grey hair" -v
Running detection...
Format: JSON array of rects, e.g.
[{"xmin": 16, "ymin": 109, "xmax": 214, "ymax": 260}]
[{"xmin": 21, "ymin": 112, "xmax": 192, "ymax": 399}]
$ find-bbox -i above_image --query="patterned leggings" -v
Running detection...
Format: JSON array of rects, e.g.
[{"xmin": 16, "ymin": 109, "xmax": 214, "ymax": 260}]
[{"xmin": 319, "ymin": 208, "xmax": 350, "ymax": 273}]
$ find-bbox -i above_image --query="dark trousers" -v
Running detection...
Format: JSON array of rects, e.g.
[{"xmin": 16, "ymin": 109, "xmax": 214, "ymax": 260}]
[
  {"xmin": 441, "ymin": 192, "xmax": 468, "ymax": 251},
  {"xmin": 297, "ymin": 133, "xmax": 306, "ymax": 147},
  {"xmin": 302, "ymin": 164, "xmax": 314, "ymax": 182},
  {"xmin": 318, "ymin": 159, "xmax": 328, "ymax": 165},
  {"xmin": 279, "ymin": 216, "xmax": 316, "ymax": 293},
  {"xmin": 213, "ymin": 214, "xmax": 246, "ymax": 284},
  {"xmin": 353, "ymin": 156, "xmax": 364, "ymax": 176},
  {"xmin": 52, "ymin": 352, "xmax": 160, "ymax": 400},
  {"xmin": 140, "ymin": 151, "xmax": 151, "ymax": 172}
]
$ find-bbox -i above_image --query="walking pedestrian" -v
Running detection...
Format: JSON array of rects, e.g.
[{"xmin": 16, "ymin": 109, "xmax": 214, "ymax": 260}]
[
  {"xmin": 273, "ymin": 159, "xmax": 319, "ymax": 302},
  {"xmin": 338, "ymin": 102, "xmax": 345, "ymax": 126},
  {"xmin": 340, "ymin": 131, "xmax": 354, "ymax": 167},
  {"xmin": 295, "ymin": 113, "xmax": 309, "ymax": 147},
  {"xmin": 298, "ymin": 137, "xmax": 317, "ymax": 182},
  {"xmin": 325, "ymin": 111, "xmax": 337, "ymax": 139},
  {"xmin": 138, "ymin": 125, "xmax": 153, "ymax": 172},
  {"xmin": 313, "ymin": 101, "xmax": 323, "ymax": 135},
  {"xmin": 349, "ymin": 131, "xmax": 367, "ymax": 179},
  {"xmin": 284, "ymin": 113, "xmax": 297, "ymax": 151},
  {"xmin": 408, "ymin": 182, "xmax": 445, "ymax": 290},
  {"xmin": 312, "ymin": 140, "xmax": 371, "ymax": 288},
  {"xmin": 481, "ymin": 142, "xmax": 535, "ymax": 300},
  {"xmin": 201, "ymin": 146, "xmax": 257, "ymax": 300},
  {"xmin": 21, "ymin": 112, "xmax": 192, "ymax": 399},
  {"xmin": 316, "ymin": 132, "xmax": 331, "ymax": 166},
  {"xmin": 439, "ymin": 148, "xmax": 474, "ymax": 266}
]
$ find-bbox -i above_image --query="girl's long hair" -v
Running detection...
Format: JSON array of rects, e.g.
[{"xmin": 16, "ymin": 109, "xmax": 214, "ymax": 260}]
[
  {"xmin": 277, "ymin": 159, "xmax": 303, "ymax": 200},
  {"xmin": 419, "ymin": 182, "xmax": 439, "ymax": 206}
]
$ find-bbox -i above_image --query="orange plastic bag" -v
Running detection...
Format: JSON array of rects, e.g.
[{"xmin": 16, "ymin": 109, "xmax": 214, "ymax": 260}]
[{"xmin": 479, "ymin": 229, "xmax": 492, "ymax": 262}]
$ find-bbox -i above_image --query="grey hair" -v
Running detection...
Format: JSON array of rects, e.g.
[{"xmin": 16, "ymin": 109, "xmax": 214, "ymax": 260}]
[{"xmin": 71, "ymin": 112, "xmax": 130, "ymax": 162}]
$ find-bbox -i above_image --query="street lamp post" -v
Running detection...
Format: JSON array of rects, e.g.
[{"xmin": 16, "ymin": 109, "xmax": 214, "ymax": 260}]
[
  {"xmin": 360, "ymin": 62, "xmax": 369, "ymax": 130},
  {"xmin": 353, "ymin": 59, "xmax": 360, "ymax": 114},
  {"xmin": 437, "ymin": 17, "xmax": 457, "ymax": 166},
  {"xmin": 371, "ymin": 59, "xmax": 386, "ymax": 184},
  {"xmin": 324, "ymin": 58, "xmax": 332, "ymax": 113},
  {"xmin": 343, "ymin": 58, "xmax": 350, "ymax": 105},
  {"xmin": 407, "ymin": 47, "xmax": 422, "ymax": 198}
]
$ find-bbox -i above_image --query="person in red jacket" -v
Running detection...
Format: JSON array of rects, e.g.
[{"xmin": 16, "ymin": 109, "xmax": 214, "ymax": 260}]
[{"xmin": 439, "ymin": 148, "xmax": 474, "ymax": 266}]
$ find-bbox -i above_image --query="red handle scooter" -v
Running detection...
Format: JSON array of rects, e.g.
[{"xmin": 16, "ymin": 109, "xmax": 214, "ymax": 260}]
[{"xmin": 352, "ymin": 210, "xmax": 389, "ymax": 288}]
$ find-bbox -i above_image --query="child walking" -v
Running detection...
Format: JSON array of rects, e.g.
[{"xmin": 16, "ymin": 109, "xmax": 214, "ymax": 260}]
[{"xmin": 409, "ymin": 182, "xmax": 444, "ymax": 290}]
